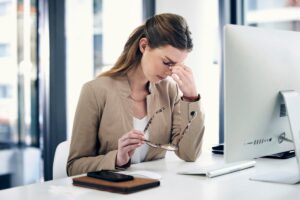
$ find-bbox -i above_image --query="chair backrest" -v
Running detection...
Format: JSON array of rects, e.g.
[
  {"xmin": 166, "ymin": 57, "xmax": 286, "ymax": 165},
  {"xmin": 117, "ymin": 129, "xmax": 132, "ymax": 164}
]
[{"xmin": 52, "ymin": 140, "xmax": 70, "ymax": 179}]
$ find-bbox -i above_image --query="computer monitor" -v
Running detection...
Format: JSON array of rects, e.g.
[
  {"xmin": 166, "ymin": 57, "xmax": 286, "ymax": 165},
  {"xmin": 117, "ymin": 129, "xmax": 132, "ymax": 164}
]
[{"xmin": 224, "ymin": 25, "xmax": 300, "ymax": 184}]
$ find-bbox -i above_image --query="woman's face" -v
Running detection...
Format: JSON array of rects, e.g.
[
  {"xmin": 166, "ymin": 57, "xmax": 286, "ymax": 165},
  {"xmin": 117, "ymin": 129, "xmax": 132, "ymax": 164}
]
[{"xmin": 139, "ymin": 39, "xmax": 189, "ymax": 83}]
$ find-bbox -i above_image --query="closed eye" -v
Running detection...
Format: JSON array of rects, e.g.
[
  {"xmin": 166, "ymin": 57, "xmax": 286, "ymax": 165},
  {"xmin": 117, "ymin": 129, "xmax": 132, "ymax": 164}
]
[{"xmin": 163, "ymin": 61, "xmax": 174, "ymax": 67}]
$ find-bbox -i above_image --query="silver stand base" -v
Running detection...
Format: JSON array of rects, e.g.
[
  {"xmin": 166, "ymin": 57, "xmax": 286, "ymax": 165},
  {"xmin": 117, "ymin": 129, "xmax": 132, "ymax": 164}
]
[
  {"xmin": 250, "ymin": 91, "xmax": 300, "ymax": 184},
  {"xmin": 250, "ymin": 172, "xmax": 300, "ymax": 184}
]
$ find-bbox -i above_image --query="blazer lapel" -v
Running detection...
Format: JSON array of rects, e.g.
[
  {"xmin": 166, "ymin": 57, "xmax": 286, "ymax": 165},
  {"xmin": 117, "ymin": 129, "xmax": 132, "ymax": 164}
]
[{"xmin": 115, "ymin": 75, "xmax": 133, "ymax": 132}]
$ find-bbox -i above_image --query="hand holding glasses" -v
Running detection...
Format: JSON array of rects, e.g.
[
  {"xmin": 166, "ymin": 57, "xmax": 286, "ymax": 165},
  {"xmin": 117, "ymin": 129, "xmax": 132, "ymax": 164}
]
[{"xmin": 142, "ymin": 109, "xmax": 198, "ymax": 151}]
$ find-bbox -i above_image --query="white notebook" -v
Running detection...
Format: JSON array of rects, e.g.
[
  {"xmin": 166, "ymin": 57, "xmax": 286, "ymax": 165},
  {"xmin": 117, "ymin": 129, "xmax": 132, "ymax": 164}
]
[{"xmin": 177, "ymin": 160, "xmax": 256, "ymax": 178}]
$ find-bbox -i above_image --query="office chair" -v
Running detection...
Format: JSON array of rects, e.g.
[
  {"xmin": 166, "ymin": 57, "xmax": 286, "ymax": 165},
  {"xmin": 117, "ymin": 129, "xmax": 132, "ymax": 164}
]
[{"xmin": 52, "ymin": 140, "xmax": 70, "ymax": 179}]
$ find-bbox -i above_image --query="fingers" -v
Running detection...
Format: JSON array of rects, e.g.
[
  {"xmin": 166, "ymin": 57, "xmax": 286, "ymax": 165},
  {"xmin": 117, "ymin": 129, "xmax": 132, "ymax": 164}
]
[
  {"xmin": 170, "ymin": 64, "xmax": 190, "ymax": 85},
  {"xmin": 171, "ymin": 73, "xmax": 183, "ymax": 86},
  {"xmin": 122, "ymin": 143, "xmax": 141, "ymax": 153},
  {"xmin": 118, "ymin": 130, "xmax": 145, "ymax": 149},
  {"xmin": 172, "ymin": 68, "xmax": 187, "ymax": 82},
  {"xmin": 172, "ymin": 65, "xmax": 190, "ymax": 77},
  {"xmin": 120, "ymin": 130, "xmax": 144, "ymax": 141},
  {"xmin": 120, "ymin": 138, "xmax": 144, "ymax": 148},
  {"xmin": 181, "ymin": 65, "xmax": 192, "ymax": 72},
  {"xmin": 169, "ymin": 64, "xmax": 198, "ymax": 98}
]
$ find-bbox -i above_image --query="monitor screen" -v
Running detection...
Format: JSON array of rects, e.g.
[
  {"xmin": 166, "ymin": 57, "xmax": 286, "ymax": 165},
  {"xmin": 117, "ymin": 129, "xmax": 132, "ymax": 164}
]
[{"xmin": 224, "ymin": 25, "xmax": 300, "ymax": 163}]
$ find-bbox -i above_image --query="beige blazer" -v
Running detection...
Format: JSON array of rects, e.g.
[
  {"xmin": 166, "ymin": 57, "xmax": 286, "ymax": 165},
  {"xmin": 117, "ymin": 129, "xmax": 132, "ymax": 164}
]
[{"xmin": 67, "ymin": 75, "xmax": 205, "ymax": 176}]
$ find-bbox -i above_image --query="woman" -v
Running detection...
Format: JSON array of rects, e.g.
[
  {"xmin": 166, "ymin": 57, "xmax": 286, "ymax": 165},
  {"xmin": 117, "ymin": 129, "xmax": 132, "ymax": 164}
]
[{"xmin": 67, "ymin": 13, "xmax": 205, "ymax": 176}]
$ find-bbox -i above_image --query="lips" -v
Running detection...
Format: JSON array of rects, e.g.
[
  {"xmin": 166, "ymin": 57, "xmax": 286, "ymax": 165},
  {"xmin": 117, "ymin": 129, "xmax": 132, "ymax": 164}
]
[{"xmin": 157, "ymin": 75, "xmax": 166, "ymax": 80}]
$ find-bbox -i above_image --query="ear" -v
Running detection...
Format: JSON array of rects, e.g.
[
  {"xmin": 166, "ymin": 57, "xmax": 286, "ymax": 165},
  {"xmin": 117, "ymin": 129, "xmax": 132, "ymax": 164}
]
[{"xmin": 139, "ymin": 37, "xmax": 148, "ymax": 53}]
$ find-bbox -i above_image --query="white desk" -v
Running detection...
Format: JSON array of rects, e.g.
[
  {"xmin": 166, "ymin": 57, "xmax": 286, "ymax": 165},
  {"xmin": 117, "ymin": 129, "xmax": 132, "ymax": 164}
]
[{"xmin": 0, "ymin": 152, "xmax": 300, "ymax": 200}]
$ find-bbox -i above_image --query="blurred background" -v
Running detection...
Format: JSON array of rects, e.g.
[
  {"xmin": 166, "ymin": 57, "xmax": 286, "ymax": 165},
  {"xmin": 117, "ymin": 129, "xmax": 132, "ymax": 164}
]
[{"xmin": 0, "ymin": 0, "xmax": 299, "ymax": 190}]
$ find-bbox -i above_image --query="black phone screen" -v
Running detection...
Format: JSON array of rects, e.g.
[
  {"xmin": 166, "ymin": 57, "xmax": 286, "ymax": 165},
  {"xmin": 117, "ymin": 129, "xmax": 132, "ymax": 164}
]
[{"xmin": 87, "ymin": 170, "xmax": 134, "ymax": 182}]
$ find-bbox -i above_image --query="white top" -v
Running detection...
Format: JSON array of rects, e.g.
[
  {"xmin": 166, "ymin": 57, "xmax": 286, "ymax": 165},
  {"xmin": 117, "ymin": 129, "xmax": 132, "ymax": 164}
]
[{"xmin": 131, "ymin": 116, "xmax": 149, "ymax": 164}]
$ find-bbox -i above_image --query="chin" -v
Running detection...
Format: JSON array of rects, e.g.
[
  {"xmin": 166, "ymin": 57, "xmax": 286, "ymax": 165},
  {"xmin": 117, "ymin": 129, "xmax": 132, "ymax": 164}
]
[
  {"xmin": 153, "ymin": 78, "xmax": 163, "ymax": 84},
  {"xmin": 149, "ymin": 80, "xmax": 159, "ymax": 84},
  {"xmin": 147, "ymin": 77, "xmax": 159, "ymax": 83}
]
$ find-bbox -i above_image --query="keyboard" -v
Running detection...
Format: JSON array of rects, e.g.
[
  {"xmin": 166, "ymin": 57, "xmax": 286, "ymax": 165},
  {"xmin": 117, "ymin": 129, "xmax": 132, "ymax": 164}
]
[{"xmin": 177, "ymin": 160, "xmax": 256, "ymax": 178}]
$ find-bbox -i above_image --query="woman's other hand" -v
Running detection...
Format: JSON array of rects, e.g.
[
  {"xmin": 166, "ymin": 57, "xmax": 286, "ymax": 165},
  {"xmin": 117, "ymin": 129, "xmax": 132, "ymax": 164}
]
[
  {"xmin": 170, "ymin": 64, "xmax": 198, "ymax": 98},
  {"xmin": 116, "ymin": 130, "xmax": 145, "ymax": 167}
]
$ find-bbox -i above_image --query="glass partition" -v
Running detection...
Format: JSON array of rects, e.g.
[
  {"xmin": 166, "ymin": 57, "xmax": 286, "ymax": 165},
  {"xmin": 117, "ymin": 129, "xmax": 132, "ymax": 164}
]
[
  {"xmin": 0, "ymin": 0, "xmax": 38, "ymax": 148},
  {"xmin": 0, "ymin": 0, "xmax": 40, "ymax": 190}
]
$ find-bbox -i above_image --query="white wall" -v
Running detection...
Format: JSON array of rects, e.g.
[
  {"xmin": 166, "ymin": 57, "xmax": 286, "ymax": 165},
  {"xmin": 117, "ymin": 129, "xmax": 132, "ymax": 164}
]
[
  {"xmin": 102, "ymin": 0, "xmax": 142, "ymax": 66},
  {"xmin": 156, "ymin": 0, "xmax": 220, "ymax": 151}
]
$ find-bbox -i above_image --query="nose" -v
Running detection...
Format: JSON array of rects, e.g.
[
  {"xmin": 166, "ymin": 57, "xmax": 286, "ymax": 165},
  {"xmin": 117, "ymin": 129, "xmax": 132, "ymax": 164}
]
[{"xmin": 164, "ymin": 67, "xmax": 172, "ymax": 76}]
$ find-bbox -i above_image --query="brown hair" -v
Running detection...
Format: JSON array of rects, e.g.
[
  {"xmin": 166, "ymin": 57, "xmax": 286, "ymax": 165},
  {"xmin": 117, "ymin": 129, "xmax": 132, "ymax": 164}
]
[{"xmin": 100, "ymin": 13, "xmax": 193, "ymax": 77}]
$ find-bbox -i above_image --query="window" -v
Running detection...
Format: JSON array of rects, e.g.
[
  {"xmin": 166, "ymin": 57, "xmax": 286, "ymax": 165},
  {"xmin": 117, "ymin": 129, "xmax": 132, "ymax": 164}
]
[{"xmin": 66, "ymin": 0, "xmax": 143, "ymax": 139}]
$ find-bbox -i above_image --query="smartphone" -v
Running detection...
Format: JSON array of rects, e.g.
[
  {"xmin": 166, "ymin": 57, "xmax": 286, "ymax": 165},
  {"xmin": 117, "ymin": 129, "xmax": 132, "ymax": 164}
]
[{"xmin": 87, "ymin": 170, "xmax": 134, "ymax": 182}]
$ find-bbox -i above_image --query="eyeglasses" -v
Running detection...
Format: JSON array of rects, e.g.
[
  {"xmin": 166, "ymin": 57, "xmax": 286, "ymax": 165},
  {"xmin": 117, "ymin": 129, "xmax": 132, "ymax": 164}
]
[{"xmin": 142, "ymin": 107, "xmax": 198, "ymax": 151}]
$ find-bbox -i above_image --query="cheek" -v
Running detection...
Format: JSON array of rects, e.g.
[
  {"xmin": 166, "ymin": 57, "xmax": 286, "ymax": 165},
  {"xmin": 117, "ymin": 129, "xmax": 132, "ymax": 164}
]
[
  {"xmin": 141, "ymin": 58, "xmax": 154, "ymax": 79},
  {"xmin": 142, "ymin": 58, "xmax": 156, "ymax": 73},
  {"xmin": 150, "ymin": 63, "xmax": 164, "ymax": 76},
  {"xmin": 141, "ymin": 54, "xmax": 165, "ymax": 76},
  {"xmin": 152, "ymin": 60, "xmax": 164, "ymax": 70}
]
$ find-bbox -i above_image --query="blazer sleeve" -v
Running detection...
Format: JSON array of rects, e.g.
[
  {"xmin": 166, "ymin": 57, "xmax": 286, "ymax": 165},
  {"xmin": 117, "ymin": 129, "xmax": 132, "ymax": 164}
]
[
  {"xmin": 67, "ymin": 82, "xmax": 118, "ymax": 176},
  {"xmin": 170, "ymin": 84, "xmax": 205, "ymax": 162}
]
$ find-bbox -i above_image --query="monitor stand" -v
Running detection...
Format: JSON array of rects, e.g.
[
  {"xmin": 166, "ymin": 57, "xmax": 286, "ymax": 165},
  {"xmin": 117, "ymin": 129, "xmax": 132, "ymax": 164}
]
[{"xmin": 250, "ymin": 90, "xmax": 300, "ymax": 184}]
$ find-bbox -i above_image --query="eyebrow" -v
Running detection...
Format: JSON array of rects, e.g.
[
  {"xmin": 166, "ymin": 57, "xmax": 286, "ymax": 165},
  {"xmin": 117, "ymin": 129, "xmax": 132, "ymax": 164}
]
[{"xmin": 164, "ymin": 56, "xmax": 177, "ymax": 64}]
